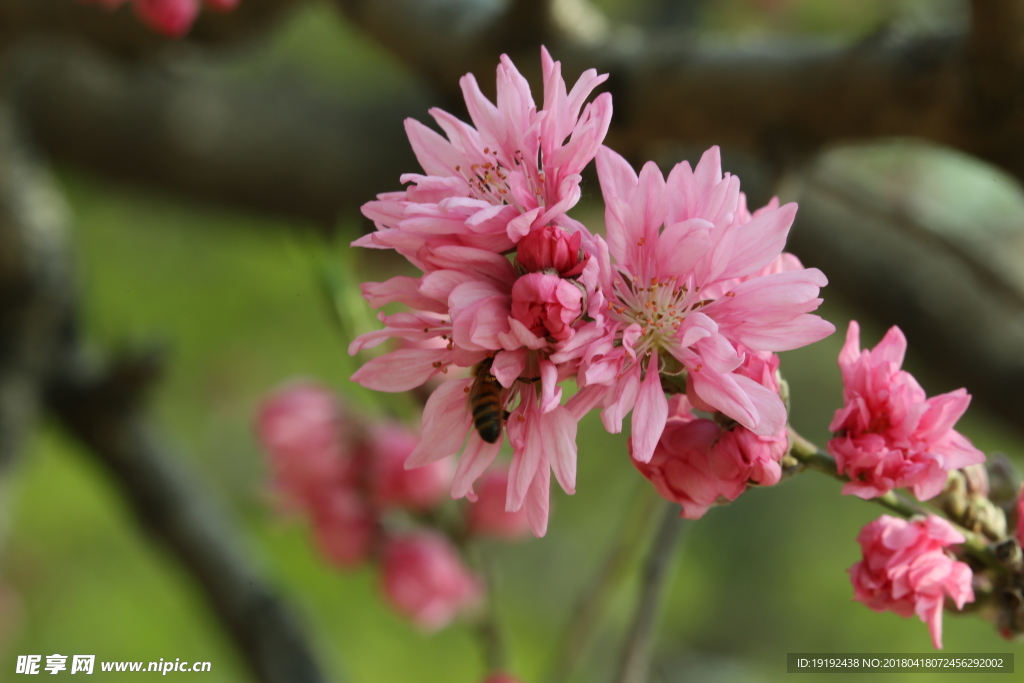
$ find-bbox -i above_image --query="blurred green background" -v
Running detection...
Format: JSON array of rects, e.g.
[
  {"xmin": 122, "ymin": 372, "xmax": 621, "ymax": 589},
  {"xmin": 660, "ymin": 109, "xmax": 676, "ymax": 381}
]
[{"xmin": 2, "ymin": 1, "xmax": 1022, "ymax": 681}]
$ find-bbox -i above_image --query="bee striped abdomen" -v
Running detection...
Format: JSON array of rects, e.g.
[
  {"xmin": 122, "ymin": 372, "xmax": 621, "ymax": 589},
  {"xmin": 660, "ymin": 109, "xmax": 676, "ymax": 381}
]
[{"xmin": 469, "ymin": 360, "xmax": 505, "ymax": 444}]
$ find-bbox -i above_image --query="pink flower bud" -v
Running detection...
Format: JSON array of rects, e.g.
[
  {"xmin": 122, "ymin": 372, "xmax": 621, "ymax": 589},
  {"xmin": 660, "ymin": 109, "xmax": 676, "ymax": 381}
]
[
  {"xmin": 632, "ymin": 398, "xmax": 745, "ymax": 519},
  {"xmin": 466, "ymin": 468, "xmax": 531, "ymax": 540},
  {"xmin": 256, "ymin": 383, "xmax": 348, "ymax": 506},
  {"xmin": 369, "ymin": 423, "xmax": 453, "ymax": 511},
  {"xmin": 711, "ymin": 426, "xmax": 788, "ymax": 487},
  {"xmin": 635, "ymin": 389, "xmax": 787, "ymax": 518},
  {"xmin": 849, "ymin": 515, "xmax": 974, "ymax": 649},
  {"xmin": 203, "ymin": 0, "xmax": 239, "ymax": 10},
  {"xmin": 133, "ymin": 0, "xmax": 199, "ymax": 37},
  {"xmin": 510, "ymin": 273, "xmax": 583, "ymax": 342},
  {"xmin": 516, "ymin": 225, "xmax": 587, "ymax": 277},
  {"xmin": 309, "ymin": 491, "xmax": 376, "ymax": 569},
  {"xmin": 380, "ymin": 533, "xmax": 482, "ymax": 631}
]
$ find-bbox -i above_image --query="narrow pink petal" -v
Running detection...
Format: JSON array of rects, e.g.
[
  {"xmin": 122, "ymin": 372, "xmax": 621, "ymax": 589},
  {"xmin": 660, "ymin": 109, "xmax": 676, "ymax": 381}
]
[
  {"xmin": 873, "ymin": 325, "xmax": 909, "ymax": 367},
  {"xmin": 601, "ymin": 364, "xmax": 641, "ymax": 433},
  {"xmin": 714, "ymin": 202, "xmax": 797, "ymax": 281},
  {"xmin": 545, "ymin": 406, "xmax": 577, "ymax": 493},
  {"xmin": 839, "ymin": 320, "xmax": 863, "ymax": 369},
  {"xmin": 540, "ymin": 360, "xmax": 562, "ymax": 413},
  {"xmin": 361, "ymin": 276, "xmax": 446, "ymax": 313},
  {"xmin": 470, "ymin": 296, "xmax": 513, "ymax": 348},
  {"xmin": 631, "ymin": 355, "xmax": 669, "ymax": 463},
  {"xmin": 732, "ymin": 374, "xmax": 786, "ymax": 435},
  {"xmin": 566, "ymin": 384, "xmax": 607, "ymax": 420},
  {"xmin": 407, "ymin": 378, "xmax": 473, "ymax": 467},
  {"xmin": 350, "ymin": 348, "xmax": 449, "ymax": 392},
  {"xmin": 451, "ymin": 431, "xmax": 502, "ymax": 501},
  {"xmin": 688, "ymin": 366, "xmax": 758, "ymax": 430},
  {"xmin": 404, "ymin": 118, "xmax": 461, "ymax": 176},
  {"xmin": 657, "ymin": 219, "xmax": 713, "ymax": 278},
  {"xmin": 524, "ymin": 460, "xmax": 551, "ymax": 537},
  {"xmin": 507, "ymin": 405, "xmax": 542, "ymax": 509},
  {"xmin": 492, "ymin": 349, "xmax": 528, "ymax": 387}
]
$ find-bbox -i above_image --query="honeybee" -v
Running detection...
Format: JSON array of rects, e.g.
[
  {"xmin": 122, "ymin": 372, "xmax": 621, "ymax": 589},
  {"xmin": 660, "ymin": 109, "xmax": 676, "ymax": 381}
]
[{"xmin": 469, "ymin": 357, "xmax": 506, "ymax": 444}]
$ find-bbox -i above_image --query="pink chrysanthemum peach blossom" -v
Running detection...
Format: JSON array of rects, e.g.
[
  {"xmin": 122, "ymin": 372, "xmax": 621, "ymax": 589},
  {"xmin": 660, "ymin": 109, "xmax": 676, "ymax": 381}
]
[
  {"xmin": 828, "ymin": 321, "xmax": 985, "ymax": 500},
  {"xmin": 357, "ymin": 46, "xmax": 611, "ymax": 259},
  {"xmin": 349, "ymin": 48, "xmax": 615, "ymax": 536},
  {"xmin": 569, "ymin": 145, "xmax": 833, "ymax": 463},
  {"xmin": 849, "ymin": 515, "xmax": 974, "ymax": 649}
]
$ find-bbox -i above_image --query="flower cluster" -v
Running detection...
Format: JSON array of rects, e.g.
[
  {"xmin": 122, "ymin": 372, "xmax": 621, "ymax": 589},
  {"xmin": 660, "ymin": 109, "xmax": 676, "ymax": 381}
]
[
  {"xmin": 828, "ymin": 322, "xmax": 985, "ymax": 501},
  {"xmin": 849, "ymin": 515, "xmax": 974, "ymax": 649},
  {"xmin": 77, "ymin": 0, "xmax": 238, "ymax": 38},
  {"xmin": 256, "ymin": 382, "xmax": 528, "ymax": 630},
  {"xmin": 349, "ymin": 48, "xmax": 834, "ymax": 536}
]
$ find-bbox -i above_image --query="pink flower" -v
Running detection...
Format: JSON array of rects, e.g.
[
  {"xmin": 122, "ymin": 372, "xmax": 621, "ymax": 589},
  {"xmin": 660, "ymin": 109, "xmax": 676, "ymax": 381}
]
[
  {"xmin": 380, "ymin": 533, "xmax": 482, "ymax": 631},
  {"xmin": 369, "ymin": 423, "xmax": 453, "ymax": 511},
  {"xmin": 583, "ymin": 145, "xmax": 834, "ymax": 463},
  {"xmin": 849, "ymin": 515, "xmax": 974, "ymax": 649},
  {"xmin": 357, "ymin": 47, "xmax": 611, "ymax": 259},
  {"xmin": 133, "ymin": 0, "xmax": 200, "ymax": 37},
  {"xmin": 510, "ymin": 273, "xmax": 584, "ymax": 342},
  {"xmin": 349, "ymin": 50, "xmax": 616, "ymax": 536},
  {"xmin": 465, "ymin": 468, "xmax": 531, "ymax": 540},
  {"xmin": 517, "ymin": 225, "xmax": 588, "ymax": 276},
  {"xmin": 828, "ymin": 321, "xmax": 985, "ymax": 500},
  {"xmin": 256, "ymin": 383, "xmax": 349, "ymax": 507},
  {"xmin": 309, "ymin": 490, "xmax": 376, "ymax": 569}
]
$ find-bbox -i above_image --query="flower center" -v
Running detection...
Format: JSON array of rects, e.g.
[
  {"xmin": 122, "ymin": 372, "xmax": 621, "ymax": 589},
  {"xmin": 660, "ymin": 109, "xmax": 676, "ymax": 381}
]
[
  {"xmin": 608, "ymin": 274, "xmax": 705, "ymax": 353},
  {"xmin": 454, "ymin": 148, "xmax": 544, "ymax": 210}
]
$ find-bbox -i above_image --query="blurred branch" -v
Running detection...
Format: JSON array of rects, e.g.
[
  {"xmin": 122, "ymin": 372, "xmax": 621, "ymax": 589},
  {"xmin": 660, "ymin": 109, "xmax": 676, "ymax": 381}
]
[
  {"xmin": 0, "ymin": 100, "xmax": 74, "ymax": 473},
  {"xmin": 0, "ymin": 0, "xmax": 305, "ymax": 58},
  {"xmin": 0, "ymin": 73, "xmax": 328, "ymax": 683},
  {"xmin": 613, "ymin": 501, "xmax": 687, "ymax": 683},
  {"xmin": 787, "ymin": 160, "xmax": 1024, "ymax": 431},
  {"xmin": 969, "ymin": 0, "xmax": 1024, "ymax": 100},
  {"xmin": 46, "ymin": 349, "xmax": 330, "ymax": 683},
  {"xmin": 10, "ymin": 44, "xmax": 422, "ymax": 227}
]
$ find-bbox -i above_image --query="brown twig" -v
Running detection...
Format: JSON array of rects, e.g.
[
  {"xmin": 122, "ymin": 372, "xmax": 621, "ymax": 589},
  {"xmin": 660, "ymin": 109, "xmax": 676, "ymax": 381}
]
[
  {"xmin": 46, "ymin": 350, "xmax": 331, "ymax": 683},
  {"xmin": 786, "ymin": 428, "xmax": 1002, "ymax": 572}
]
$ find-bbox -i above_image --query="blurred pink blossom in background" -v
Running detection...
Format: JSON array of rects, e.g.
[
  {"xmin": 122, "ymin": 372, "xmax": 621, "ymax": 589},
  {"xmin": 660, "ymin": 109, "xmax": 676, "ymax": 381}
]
[
  {"xmin": 381, "ymin": 533, "xmax": 483, "ymax": 631},
  {"xmin": 465, "ymin": 468, "xmax": 531, "ymax": 540}
]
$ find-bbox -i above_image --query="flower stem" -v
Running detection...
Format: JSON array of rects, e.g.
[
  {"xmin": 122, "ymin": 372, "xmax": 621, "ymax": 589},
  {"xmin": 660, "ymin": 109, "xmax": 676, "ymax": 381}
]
[
  {"xmin": 786, "ymin": 428, "xmax": 1003, "ymax": 571},
  {"xmin": 543, "ymin": 483, "xmax": 660, "ymax": 683},
  {"xmin": 613, "ymin": 500, "xmax": 689, "ymax": 683},
  {"xmin": 469, "ymin": 546, "xmax": 507, "ymax": 674}
]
